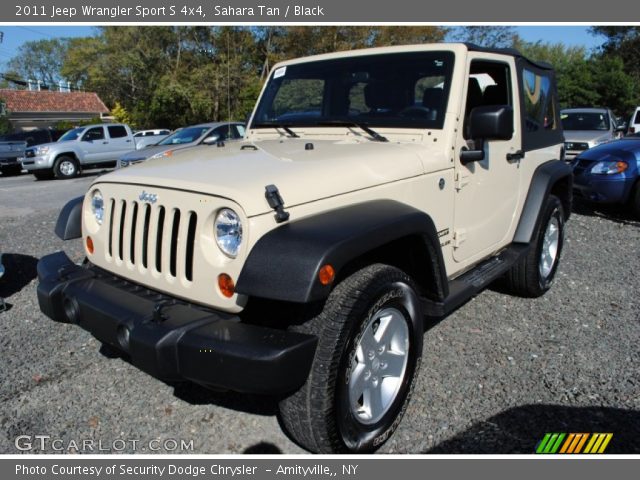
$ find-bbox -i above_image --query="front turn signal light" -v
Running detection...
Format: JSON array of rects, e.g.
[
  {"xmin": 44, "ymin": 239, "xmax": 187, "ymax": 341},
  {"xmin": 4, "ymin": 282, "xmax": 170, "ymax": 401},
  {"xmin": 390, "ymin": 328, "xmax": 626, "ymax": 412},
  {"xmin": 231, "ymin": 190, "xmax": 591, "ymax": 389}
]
[
  {"xmin": 218, "ymin": 273, "xmax": 235, "ymax": 298},
  {"xmin": 86, "ymin": 236, "xmax": 94, "ymax": 254}
]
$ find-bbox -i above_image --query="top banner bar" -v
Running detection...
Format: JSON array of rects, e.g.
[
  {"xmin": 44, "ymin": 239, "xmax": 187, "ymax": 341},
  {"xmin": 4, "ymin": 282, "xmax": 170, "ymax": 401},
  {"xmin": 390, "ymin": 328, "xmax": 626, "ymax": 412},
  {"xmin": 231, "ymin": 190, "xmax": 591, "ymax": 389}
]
[{"xmin": 1, "ymin": 0, "xmax": 635, "ymax": 23}]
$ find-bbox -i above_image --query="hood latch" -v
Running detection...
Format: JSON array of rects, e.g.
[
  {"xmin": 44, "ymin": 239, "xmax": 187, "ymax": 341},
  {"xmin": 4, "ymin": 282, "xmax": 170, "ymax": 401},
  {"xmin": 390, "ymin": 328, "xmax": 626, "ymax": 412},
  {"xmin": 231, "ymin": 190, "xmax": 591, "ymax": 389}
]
[{"xmin": 265, "ymin": 184, "xmax": 290, "ymax": 223}]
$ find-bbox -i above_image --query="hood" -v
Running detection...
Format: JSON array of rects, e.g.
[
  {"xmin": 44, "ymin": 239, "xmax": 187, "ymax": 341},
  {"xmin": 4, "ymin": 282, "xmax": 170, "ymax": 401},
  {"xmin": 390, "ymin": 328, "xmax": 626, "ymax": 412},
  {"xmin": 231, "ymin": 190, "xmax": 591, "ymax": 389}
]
[
  {"xmin": 563, "ymin": 131, "xmax": 611, "ymax": 144},
  {"xmin": 120, "ymin": 143, "xmax": 193, "ymax": 162},
  {"xmin": 578, "ymin": 138, "xmax": 640, "ymax": 162},
  {"xmin": 97, "ymin": 139, "xmax": 428, "ymax": 217},
  {"xmin": 26, "ymin": 141, "xmax": 57, "ymax": 151}
]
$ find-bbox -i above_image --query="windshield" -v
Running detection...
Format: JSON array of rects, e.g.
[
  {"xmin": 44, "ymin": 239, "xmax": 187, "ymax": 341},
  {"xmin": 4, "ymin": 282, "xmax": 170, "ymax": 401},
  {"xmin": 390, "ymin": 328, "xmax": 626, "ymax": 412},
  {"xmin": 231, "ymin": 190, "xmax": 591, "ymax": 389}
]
[
  {"xmin": 59, "ymin": 128, "xmax": 85, "ymax": 142},
  {"xmin": 252, "ymin": 51, "xmax": 455, "ymax": 130},
  {"xmin": 561, "ymin": 112, "xmax": 610, "ymax": 131},
  {"xmin": 158, "ymin": 127, "xmax": 210, "ymax": 145}
]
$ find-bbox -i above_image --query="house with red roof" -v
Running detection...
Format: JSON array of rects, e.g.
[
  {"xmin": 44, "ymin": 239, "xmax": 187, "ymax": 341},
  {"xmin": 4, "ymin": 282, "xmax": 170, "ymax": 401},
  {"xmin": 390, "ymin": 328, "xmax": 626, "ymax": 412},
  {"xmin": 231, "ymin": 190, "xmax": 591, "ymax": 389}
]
[{"xmin": 0, "ymin": 89, "xmax": 110, "ymax": 131}]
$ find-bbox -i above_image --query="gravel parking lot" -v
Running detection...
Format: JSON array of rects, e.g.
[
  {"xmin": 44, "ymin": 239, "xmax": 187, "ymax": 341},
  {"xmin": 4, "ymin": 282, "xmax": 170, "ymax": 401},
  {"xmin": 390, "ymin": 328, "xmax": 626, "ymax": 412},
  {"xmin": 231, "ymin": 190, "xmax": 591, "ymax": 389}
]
[{"xmin": 0, "ymin": 171, "xmax": 638, "ymax": 454}]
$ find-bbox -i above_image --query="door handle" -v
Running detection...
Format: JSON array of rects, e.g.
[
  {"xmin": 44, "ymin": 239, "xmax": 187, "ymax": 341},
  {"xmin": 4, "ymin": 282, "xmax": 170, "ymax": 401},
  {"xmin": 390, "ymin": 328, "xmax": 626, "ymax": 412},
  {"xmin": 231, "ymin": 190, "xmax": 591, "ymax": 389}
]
[
  {"xmin": 126, "ymin": 139, "xmax": 132, "ymax": 142},
  {"xmin": 506, "ymin": 150, "xmax": 525, "ymax": 161},
  {"xmin": 102, "ymin": 141, "xmax": 109, "ymax": 144}
]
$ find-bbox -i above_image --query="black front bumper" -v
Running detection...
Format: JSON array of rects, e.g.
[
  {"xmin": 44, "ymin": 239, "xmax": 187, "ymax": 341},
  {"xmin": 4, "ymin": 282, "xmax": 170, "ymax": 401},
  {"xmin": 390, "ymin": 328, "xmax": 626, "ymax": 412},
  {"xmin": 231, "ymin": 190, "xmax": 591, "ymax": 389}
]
[{"xmin": 37, "ymin": 252, "xmax": 317, "ymax": 394}]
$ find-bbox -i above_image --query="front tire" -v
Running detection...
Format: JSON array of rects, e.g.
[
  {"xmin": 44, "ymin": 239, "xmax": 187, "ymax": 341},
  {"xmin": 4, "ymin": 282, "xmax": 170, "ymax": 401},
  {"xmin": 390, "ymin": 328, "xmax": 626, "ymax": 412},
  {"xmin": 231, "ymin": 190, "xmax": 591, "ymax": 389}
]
[
  {"xmin": 53, "ymin": 156, "xmax": 79, "ymax": 179},
  {"xmin": 505, "ymin": 194, "xmax": 565, "ymax": 297},
  {"xmin": 631, "ymin": 182, "xmax": 640, "ymax": 219},
  {"xmin": 1, "ymin": 165, "xmax": 22, "ymax": 176},
  {"xmin": 33, "ymin": 170, "xmax": 54, "ymax": 181},
  {"xmin": 279, "ymin": 264, "xmax": 423, "ymax": 453}
]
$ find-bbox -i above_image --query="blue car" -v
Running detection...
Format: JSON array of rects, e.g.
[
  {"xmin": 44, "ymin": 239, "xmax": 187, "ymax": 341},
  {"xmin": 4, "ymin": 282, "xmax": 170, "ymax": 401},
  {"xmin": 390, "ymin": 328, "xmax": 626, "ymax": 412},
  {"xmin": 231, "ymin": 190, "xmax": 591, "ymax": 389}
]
[{"xmin": 571, "ymin": 133, "xmax": 640, "ymax": 217}]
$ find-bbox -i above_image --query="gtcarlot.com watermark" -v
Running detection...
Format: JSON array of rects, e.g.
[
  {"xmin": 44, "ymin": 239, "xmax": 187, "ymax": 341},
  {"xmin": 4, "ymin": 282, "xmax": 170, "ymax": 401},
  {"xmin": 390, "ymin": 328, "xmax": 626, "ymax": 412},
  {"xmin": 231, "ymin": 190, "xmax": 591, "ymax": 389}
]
[{"xmin": 15, "ymin": 435, "xmax": 194, "ymax": 453}]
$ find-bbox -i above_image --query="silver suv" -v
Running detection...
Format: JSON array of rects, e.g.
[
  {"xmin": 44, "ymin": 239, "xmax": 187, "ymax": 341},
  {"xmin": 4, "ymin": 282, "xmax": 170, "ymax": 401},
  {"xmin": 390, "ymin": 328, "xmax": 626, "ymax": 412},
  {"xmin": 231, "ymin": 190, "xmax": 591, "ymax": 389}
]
[{"xmin": 561, "ymin": 107, "xmax": 624, "ymax": 160}]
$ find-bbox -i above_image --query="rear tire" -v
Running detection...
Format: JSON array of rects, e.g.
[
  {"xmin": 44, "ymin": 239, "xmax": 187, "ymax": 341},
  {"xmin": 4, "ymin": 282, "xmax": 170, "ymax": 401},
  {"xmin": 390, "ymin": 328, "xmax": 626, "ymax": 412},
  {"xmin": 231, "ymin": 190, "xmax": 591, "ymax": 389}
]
[
  {"xmin": 505, "ymin": 195, "xmax": 565, "ymax": 297},
  {"xmin": 278, "ymin": 264, "xmax": 423, "ymax": 453},
  {"xmin": 53, "ymin": 156, "xmax": 79, "ymax": 179}
]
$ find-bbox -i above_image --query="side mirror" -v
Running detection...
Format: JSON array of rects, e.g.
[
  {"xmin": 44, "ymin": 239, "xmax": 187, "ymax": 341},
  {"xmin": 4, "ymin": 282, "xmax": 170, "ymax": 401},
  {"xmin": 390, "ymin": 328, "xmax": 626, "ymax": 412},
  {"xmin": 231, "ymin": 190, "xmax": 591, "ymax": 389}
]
[
  {"xmin": 461, "ymin": 105, "xmax": 514, "ymax": 164},
  {"xmin": 616, "ymin": 124, "xmax": 626, "ymax": 132},
  {"xmin": 202, "ymin": 134, "xmax": 220, "ymax": 145},
  {"xmin": 81, "ymin": 136, "xmax": 93, "ymax": 142}
]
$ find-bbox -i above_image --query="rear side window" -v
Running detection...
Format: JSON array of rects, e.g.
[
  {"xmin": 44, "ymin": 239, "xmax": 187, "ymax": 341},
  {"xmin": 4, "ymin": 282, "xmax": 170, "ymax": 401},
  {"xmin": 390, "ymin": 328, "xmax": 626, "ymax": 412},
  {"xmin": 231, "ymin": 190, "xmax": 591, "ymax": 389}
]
[
  {"xmin": 518, "ymin": 61, "xmax": 563, "ymax": 152},
  {"xmin": 108, "ymin": 126, "xmax": 128, "ymax": 138},
  {"xmin": 522, "ymin": 68, "xmax": 557, "ymax": 132},
  {"xmin": 634, "ymin": 110, "xmax": 640, "ymax": 124}
]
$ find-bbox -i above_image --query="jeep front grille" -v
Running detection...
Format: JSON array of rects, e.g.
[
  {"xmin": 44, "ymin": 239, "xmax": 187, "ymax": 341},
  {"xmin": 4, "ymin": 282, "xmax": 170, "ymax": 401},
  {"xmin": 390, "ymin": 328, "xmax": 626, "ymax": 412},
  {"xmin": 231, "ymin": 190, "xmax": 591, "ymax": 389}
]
[{"xmin": 106, "ymin": 199, "xmax": 198, "ymax": 282}]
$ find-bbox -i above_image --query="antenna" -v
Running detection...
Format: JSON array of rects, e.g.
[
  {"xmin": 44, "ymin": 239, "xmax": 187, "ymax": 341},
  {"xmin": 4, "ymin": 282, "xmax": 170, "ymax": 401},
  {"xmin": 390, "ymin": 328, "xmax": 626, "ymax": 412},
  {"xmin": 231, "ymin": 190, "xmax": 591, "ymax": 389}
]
[{"xmin": 227, "ymin": 29, "xmax": 231, "ymax": 134}]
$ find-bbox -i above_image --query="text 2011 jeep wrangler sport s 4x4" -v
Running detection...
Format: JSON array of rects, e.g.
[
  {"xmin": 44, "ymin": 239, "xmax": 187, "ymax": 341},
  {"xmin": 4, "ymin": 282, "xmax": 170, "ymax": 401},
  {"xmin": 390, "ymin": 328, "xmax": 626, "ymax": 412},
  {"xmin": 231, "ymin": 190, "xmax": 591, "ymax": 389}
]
[{"xmin": 37, "ymin": 44, "xmax": 572, "ymax": 453}]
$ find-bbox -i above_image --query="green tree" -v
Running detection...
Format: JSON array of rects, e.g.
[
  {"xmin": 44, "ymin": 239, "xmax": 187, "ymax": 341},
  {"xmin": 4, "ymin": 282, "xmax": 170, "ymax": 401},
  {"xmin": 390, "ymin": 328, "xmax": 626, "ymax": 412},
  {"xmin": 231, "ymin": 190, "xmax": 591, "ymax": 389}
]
[
  {"xmin": 451, "ymin": 26, "xmax": 517, "ymax": 48},
  {"xmin": 8, "ymin": 38, "xmax": 71, "ymax": 88},
  {"xmin": 111, "ymin": 102, "xmax": 134, "ymax": 127}
]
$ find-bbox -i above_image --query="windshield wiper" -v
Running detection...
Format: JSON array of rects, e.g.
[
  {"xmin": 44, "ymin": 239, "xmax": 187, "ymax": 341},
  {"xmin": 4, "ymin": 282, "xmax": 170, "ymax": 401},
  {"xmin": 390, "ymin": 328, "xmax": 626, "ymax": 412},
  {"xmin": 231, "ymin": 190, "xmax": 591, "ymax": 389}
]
[
  {"xmin": 315, "ymin": 121, "xmax": 388, "ymax": 142},
  {"xmin": 253, "ymin": 122, "xmax": 299, "ymax": 138}
]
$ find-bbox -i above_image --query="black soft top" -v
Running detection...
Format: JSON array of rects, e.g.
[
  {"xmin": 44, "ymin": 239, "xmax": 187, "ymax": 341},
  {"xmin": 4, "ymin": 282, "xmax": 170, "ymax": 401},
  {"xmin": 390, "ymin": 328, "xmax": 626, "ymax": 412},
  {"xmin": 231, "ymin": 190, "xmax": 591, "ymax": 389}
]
[{"xmin": 464, "ymin": 43, "xmax": 554, "ymax": 71}]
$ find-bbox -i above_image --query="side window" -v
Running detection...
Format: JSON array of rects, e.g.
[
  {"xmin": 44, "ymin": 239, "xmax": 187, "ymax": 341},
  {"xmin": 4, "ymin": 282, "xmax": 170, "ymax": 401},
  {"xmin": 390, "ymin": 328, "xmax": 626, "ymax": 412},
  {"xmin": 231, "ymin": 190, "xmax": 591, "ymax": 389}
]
[
  {"xmin": 212, "ymin": 126, "xmax": 230, "ymax": 141},
  {"xmin": 234, "ymin": 125, "xmax": 246, "ymax": 138},
  {"xmin": 464, "ymin": 61, "xmax": 512, "ymax": 139},
  {"xmin": 82, "ymin": 127, "xmax": 105, "ymax": 141},
  {"xmin": 134, "ymin": 132, "xmax": 143, "ymax": 137},
  {"xmin": 522, "ymin": 68, "xmax": 557, "ymax": 132},
  {"xmin": 108, "ymin": 125, "xmax": 128, "ymax": 139}
]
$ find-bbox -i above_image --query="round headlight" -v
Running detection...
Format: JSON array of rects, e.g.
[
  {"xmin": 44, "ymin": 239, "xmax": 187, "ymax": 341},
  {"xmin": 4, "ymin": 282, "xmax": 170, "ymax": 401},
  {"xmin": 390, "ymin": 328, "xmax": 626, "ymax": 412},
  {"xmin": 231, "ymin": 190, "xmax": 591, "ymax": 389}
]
[
  {"xmin": 91, "ymin": 189, "xmax": 104, "ymax": 225},
  {"xmin": 215, "ymin": 208, "xmax": 243, "ymax": 258}
]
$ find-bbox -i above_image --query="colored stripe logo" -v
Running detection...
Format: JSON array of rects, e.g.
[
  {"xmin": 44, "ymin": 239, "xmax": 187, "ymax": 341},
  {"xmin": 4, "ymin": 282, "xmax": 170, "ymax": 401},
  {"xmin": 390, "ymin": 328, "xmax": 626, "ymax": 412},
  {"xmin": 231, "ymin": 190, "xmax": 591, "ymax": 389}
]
[{"xmin": 536, "ymin": 433, "xmax": 613, "ymax": 454}]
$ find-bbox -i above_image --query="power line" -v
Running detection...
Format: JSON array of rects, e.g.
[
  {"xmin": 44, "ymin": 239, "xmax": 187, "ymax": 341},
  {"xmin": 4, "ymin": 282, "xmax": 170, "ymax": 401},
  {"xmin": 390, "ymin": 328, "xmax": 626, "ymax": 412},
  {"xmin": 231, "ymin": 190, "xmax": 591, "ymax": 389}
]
[{"xmin": 18, "ymin": 26, "xmax": 53, "ymax": 38}]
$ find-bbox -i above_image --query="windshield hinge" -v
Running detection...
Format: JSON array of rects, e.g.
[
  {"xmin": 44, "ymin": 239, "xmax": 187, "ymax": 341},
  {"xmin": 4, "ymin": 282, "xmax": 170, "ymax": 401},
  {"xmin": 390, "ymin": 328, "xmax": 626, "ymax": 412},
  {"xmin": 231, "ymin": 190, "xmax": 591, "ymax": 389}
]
[{"xmin": 265, "ymin": 184, "xmax": 290, "ymax": 223}]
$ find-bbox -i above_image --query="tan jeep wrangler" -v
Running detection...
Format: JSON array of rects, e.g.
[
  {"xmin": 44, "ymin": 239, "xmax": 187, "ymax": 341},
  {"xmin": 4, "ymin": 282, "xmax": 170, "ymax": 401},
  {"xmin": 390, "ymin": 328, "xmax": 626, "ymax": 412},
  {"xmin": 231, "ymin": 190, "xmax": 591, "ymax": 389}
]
[{"xmin": 38, "ymin": 43, "xmax": 572, "ymax": 453}]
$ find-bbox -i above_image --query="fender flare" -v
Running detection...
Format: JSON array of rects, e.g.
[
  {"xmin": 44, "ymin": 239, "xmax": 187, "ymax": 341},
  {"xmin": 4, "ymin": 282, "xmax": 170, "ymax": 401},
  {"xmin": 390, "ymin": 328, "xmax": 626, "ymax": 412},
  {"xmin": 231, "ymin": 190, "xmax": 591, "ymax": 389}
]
[
  {"xmin": 55, "ymin": 196, "xmax": 84, "ymax": 240},
  {"xmin": 235, "ymin": 200, "xmax": 448, "ymax": 303},
  {"xmin": 513, "ymin": 159, "xmax": 573, "ymax": 244}
]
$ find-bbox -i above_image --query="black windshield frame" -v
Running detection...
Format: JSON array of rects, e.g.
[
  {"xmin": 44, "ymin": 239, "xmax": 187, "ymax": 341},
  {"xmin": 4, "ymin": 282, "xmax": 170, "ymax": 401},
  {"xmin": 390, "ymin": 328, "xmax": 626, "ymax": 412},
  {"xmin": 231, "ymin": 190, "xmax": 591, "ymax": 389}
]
[{"xmin": 251, "ymin": 51, "xmax": 455, "ymax": 131}]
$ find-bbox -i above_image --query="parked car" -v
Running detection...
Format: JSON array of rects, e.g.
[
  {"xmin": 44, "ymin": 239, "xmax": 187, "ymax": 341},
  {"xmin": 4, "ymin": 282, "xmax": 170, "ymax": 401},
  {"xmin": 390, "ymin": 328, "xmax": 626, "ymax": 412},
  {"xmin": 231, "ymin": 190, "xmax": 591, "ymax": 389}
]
[
  {"xmin": 571, "ymin": 132, "xmax": 640, "ymax": 217},
  {"xmin": 627, "ymin": 107, "xmax": 640, "ymax": 135},
  {"xmin": 561, "ymin": 108, "xmax": 625, "ymax": 160},
  {"xmin": 118, "ymin": 122, "xmax": 245, "ymax": 168},
  {"xmin": 133, "ymin": 129, "xmax": 171, "ymax": 150},
  {"xmin": 0, "ymin": 129, "xmax": 65, "ymax": 176},
  {"xmin": 21, "ymin": 124, "xmax": 135, "ymax": 180},
  {"xmin": 38, "ymin": 43, "xmax": 572, "ymax": 453}
]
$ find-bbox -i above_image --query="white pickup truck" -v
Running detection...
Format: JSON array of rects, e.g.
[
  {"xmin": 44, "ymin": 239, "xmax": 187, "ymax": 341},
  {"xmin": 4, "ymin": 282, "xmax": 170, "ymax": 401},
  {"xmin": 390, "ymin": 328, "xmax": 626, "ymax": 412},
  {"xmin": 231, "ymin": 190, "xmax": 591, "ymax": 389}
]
[{"xmin": 21, "ymin": 124, "xmax": 135, "ymax": 180}]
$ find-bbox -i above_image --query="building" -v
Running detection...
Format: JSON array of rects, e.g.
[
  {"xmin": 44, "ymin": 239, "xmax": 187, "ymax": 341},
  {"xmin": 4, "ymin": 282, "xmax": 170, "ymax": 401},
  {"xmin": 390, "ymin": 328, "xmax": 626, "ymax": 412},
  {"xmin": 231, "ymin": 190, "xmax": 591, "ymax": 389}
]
[{"xmin": 0, "ymin": 89, "xmax": 110, "ymax": 131}]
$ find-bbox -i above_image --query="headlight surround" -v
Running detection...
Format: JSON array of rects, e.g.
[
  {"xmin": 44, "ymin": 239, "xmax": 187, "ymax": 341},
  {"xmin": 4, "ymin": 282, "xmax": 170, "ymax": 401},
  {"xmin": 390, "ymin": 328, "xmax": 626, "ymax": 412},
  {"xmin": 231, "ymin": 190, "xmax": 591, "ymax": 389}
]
[
  {"xmin": 35, "ymin": 146, "xmax": 49, "ymax": 156},
  {"xmin": 90, "ymin": 189, "xmax": 105, "ymax": 225},
  {"xmin": 150, "ymin": 150, "xmax": 173, "ymax": 160},
  {"xmin": 215, "ymin": 208, "xmax": 243, "ymax": 258},
  {"xmin": 590, "ymin": 160, "xmax": 628, "ymax": 175}
]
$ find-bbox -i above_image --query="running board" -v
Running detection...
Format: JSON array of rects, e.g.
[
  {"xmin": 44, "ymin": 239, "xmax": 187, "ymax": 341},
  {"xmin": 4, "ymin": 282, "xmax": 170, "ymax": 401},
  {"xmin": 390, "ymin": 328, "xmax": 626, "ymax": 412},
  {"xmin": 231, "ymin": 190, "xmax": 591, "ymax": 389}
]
[{"xmin": 422, "ymin": 243, "xmax": 529, "ymax": 317}]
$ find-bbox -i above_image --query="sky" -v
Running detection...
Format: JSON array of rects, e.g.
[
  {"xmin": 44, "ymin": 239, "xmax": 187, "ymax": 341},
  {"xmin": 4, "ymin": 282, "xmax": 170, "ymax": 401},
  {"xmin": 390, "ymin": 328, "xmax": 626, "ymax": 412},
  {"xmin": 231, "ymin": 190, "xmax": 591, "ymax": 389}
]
[{"xmin": 0, "ymin": 25, "xmax": 605, "ymax": 68}]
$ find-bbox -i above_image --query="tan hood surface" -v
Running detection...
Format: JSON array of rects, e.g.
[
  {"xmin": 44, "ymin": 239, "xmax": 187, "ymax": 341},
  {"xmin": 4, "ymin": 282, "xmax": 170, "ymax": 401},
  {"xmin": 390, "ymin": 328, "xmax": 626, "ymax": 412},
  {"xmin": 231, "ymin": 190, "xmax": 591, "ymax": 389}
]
[{"xmin": 95, "ymin": 139, "xmax": 428, "ymax": 217}]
